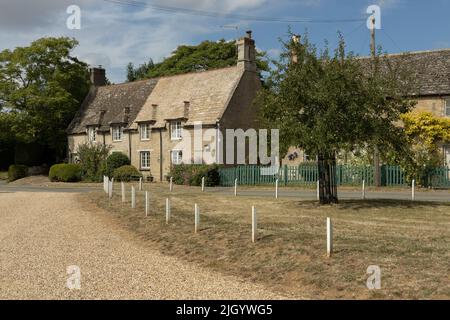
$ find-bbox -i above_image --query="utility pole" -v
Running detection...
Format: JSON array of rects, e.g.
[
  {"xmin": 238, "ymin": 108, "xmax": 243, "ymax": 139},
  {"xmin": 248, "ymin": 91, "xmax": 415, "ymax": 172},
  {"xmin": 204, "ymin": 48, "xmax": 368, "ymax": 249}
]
[{"xmin": 371, "ymin": 15, "xmax": 382, "ymax": 187}]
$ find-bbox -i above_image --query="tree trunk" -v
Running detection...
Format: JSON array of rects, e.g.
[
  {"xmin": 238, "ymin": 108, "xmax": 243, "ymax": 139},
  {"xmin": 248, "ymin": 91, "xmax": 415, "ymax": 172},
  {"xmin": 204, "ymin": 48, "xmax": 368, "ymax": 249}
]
[{"xmin": 318, "ymin": 152, "xmax": 338, "ymax": 204}]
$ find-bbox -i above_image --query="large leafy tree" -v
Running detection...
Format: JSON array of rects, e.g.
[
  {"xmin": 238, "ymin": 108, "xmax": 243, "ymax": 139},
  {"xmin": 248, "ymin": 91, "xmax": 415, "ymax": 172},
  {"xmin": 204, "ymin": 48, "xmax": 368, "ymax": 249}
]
[
  {"xmin": 0, "ymin": 37, "xmax": 90, "ymax": 164},
  {"xmin": 257, "ymin": 33, "xmax": 415, "ymax": 204},
  {"xmin": 126, "ymin": 39, "xmax": 269, "ymax": 81}
]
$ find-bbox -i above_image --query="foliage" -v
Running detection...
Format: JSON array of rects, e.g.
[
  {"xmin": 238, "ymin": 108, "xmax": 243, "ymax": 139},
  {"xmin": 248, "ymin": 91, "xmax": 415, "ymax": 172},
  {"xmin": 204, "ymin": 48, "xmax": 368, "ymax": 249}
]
[
  {"xmin": 0, "ymin": 37, "xmax": 90, "ymax": 164},
  {"xmin": 126, "ymin": 39, "xmax": 269, "ymax": 82},
  {"xmin": 169, "ymin": 164, "xmax": 221, "ymax": 186},
  {"xmin": 112, "ymin": 165, "xmax": 142, "ymax": 182},
  {"xmin": 77, "ymin": 143, "xmax": 111, "ymax": 182},
  {"xmin": 256, "ymin": 32, "xmax": 415, "ymax": 203},
  {"xmin": 48, "ymin": 163, "xmax": 82, "ymax": 182},
  {"xmin": 104, "ymin": 152, "xmax": 130, "ymax": 178},
  {"xmin": 392, "ymin": 112, "xmax": 450, "ymax": 185},
  {"xmin": 7, "ymin": 164, "xmax": 28, "ymax": 182}
]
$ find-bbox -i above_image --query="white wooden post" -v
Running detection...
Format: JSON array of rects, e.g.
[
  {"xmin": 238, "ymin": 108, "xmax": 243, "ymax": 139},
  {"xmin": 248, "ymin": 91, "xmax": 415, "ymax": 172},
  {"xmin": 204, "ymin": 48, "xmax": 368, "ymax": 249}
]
[
  {"xmin": 139, "ymin": 177, "xmax": 143, "ymax": 191},
  {"xmin": 234, "ymin": 178, "xmax": 238, "ymax": 197},
  {"xmin": 412, "ymin": 179, "xmax": 415, "ymax": 201},
  {"xmin": 131, "ymin": 186, "xmax": 136, "ymax": 209},
  {"xmin": 165, "ymin": 198, "xmax": 170, "ymax": 224},
  {"xmin": 275, "ymin": 179, "xmax": 279, "ymax": 199},
  {"xmin": 327, "ymin": 217, "xmax": 333, "ymax": 258},
  {"xmin": 317, "ymin": 180, "xmax": 320, "ymax": 201},
  {"xmin": 121, "ymin": 182, "xmax": 125, "ymax": 203},
  {"xmin": 194, "ymin": 203, "xmax": 200, "ymax": 233},
  {"xmin": 145, "ymin": 191, "xmax": 149, "ymax": 217},
  {"xmin": 103, "ymin": 176, "xmax": 107, "ymax": 193},
  {"xmin": 169, "ymin": 177, "xmax": 173, "ymax": 192},
  {"xmin": 252, "ymin": 206, "xmax": 257, "ymax": 243},
  {"xmin": 201, "ymin": 177, "xmax": 205, "ymax": 192},
  {"xmin": 362, "ymin": 179, "xmax": 366, "ymax": 200},
  {"xmin": 108, "ymin": 178, "xmax": 113, "ymax": 199}
]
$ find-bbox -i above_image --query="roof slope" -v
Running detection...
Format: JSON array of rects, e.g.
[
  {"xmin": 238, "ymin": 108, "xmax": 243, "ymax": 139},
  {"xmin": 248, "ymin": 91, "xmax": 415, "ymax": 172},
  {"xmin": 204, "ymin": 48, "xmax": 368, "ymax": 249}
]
[
  {"xmin": 133, "ymin": 66, "xmax": 244, "ymax": 127},
  {"xmin": 67, "ymin": 79, "xmax": 158, "ymax": 134},
  {"xmin": 359, "ymin": 48, "xmax": 450, "ymax": 96}
]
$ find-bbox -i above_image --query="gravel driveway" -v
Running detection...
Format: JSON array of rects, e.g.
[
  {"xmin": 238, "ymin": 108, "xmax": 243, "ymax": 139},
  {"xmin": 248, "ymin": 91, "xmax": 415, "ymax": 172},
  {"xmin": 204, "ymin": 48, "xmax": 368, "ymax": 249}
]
[{"xmin": 0, "ymin": 192, "xmax": 285, "ymax": 299}]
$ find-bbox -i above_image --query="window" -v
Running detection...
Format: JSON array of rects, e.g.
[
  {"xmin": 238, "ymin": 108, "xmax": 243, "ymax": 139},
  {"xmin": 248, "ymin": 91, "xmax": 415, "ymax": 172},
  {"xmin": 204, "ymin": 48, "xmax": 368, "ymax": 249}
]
[
  {"xmin": 140, "ymin": 123, "xmax": 151, "ymax": 140},
  {"xmin": 88, "ymin": 127, "xmax": 96, "ymax": 143},
  {"xmin": 140, "ymin": 151, "xmax": 150, "ymax": 169},
  {"xmin": 171, "ymin": 121, "xmax": 182, "ymax": 140},
  {"xmin": 445, "ymin": 98, "xmax": 450, "ymax": 117},
  {"xmin": 171, "ymin": 150, "xmax": 183, "ymax": 165},
  {"xmin": 112, "ymin": 126, "xmax": 123, "ymax": 141}
]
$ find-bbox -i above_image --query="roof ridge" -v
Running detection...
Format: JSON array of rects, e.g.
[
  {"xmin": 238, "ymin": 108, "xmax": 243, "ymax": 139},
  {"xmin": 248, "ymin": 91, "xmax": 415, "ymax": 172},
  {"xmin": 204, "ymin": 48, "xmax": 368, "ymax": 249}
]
[{"xmin": 359, "ymin": 48, "xmax": 450, "ymax": 59}]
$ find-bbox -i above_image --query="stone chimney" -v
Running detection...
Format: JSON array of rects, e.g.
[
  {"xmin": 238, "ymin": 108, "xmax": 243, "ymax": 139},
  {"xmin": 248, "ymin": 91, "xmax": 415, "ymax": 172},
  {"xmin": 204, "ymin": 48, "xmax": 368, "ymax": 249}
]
[
  {"xmin": 89, "ymin": 66, "xmax": 107, "ymax": 87},
  {"xmin": 183, "ymin": 101, "xmax": 190, "ymax": 119},
  {"xmin": 237, "ymin": 30, "xmax": 257, "ymax": 72}
]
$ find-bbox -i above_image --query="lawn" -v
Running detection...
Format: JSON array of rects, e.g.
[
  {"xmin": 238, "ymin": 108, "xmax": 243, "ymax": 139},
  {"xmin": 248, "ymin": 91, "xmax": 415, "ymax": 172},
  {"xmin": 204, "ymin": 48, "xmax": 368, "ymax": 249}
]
[{"xmin": 85, "ymin": 183, "xmax": 450, "ymax": 299}]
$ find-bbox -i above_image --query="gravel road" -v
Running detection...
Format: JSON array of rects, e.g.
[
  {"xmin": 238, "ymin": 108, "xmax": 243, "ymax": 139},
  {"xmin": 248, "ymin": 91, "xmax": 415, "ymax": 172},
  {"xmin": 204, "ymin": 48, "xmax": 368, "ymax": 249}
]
[{"xmin": 0, "ymin": 192, "xmax": 285, "ymax": 300}]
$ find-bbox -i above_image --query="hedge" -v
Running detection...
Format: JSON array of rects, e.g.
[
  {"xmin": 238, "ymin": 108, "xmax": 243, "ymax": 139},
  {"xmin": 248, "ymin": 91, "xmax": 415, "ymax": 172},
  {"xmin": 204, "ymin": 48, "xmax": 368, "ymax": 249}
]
[
  {"xmin": 8, "ymin": 164, "xmax": 29, "ymax": 182},
  {"xmin": 49, "ymin": 164, "xmax": 82, "ymax": 182},
  {"xmin": 169, "ymin": 164, "xmax": 220, "ymax": 186},
  {"xmin": 104, "ymin": 152, "xmax": 130, "ymax": 178},
  {"xmin": 113, "ymin": 165, "xmax": 142, "ymax": 182}
]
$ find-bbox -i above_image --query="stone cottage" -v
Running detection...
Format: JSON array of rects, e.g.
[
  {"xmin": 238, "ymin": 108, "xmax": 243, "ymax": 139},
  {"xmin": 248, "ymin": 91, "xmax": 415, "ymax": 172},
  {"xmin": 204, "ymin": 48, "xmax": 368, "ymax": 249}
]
[{"xmin": 67, "ymin": 31, "xmax": 261, "ymax": 181}]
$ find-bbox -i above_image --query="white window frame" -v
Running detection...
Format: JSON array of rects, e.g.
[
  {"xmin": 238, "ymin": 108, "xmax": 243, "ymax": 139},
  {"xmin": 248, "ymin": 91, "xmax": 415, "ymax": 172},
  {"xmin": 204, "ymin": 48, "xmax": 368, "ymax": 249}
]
[
  {"xmin": 171, "ymin": 150, "xmax": 183, "ymax": 165},
  {"xmin": 140, "ymin": 123, "xmax": 151, "ymax": 141},
  {"xmin": 170, "ymin": 121, "xmax": 182, "ymax": 140},
  {"xmin": 140, "ymin": 151, "xmax": 150, "ymax": 170},
  {"xmin": 445, "ymin": 98, "xmax": 450, "ymax": 117},
  {"xmin": 112, "ymin": 125, "xmax": 123, "ymax": 142},
  {"xmin": 88, "ymin": 126, "xmax": 96, "ymax": 143}
]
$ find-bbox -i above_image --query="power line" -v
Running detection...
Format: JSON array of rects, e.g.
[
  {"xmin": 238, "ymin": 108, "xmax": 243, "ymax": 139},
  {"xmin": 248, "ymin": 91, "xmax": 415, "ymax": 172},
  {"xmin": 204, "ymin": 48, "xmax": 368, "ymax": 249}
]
[{"xmin": 102, "ymin": 0, "xmax": 366, "ymax": 24}]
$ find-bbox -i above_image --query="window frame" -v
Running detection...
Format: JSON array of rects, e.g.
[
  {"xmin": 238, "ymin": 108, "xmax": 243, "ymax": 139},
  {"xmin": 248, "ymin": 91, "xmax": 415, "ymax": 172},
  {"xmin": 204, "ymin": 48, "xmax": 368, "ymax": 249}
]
[
  {"xmin": 112, "ymin": 125, "xmax": 123, "ymax": 142},
  {"xmin": 171, "ymin": 150, "xmax": 183, "ymax": 165},
  {"xmin": 140, "ymin": 123, "xmax": 151, "ymax": 141},
  {"xmin": 445, "ymin": 98, "xmax": 450, "ymax": 117},
  {"xmin": 140, "ymin": 151, "xmax": 151, "ymax": 170},
  {"xmin": 170, "ymin": 121, "xmax": 182, "ymax": 140}
]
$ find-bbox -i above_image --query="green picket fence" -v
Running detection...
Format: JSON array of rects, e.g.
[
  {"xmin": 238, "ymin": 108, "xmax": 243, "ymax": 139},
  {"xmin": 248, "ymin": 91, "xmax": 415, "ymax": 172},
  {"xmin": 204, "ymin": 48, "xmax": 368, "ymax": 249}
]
[{"xmin": 218, "ymin": 164, "xmax": 450, "ymax": 188}]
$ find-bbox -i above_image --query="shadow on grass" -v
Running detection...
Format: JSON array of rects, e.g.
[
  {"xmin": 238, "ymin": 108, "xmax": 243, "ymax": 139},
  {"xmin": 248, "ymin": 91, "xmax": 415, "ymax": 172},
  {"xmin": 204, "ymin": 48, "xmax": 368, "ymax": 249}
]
[{"xmin": 295, "ymin": 199, "xmax": 450, "ymax": 210}]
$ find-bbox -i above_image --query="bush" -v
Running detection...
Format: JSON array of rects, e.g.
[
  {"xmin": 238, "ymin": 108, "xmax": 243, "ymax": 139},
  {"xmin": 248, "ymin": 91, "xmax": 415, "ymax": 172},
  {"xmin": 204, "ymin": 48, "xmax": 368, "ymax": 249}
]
[
  {"xmin": 113, "ymin": 165, "xmax": 142, "ymax": 182},
  {"xmin": 169, "ymin": 164, "xmax": 220, "ymax": 186},
  {"xmin": 104, "ymin": 152, "xmax": 130, "ymax": 178},
  {"xmin": 7, "ymin": 164, "xmax": 28, "ymax": 182},
  {"xmin": 77, "ymin": 143, "xmax": 111, "ymax": 182},
  {"xmin": 49, "ymin": 164, "xmax": 82, "ymax": 182}
]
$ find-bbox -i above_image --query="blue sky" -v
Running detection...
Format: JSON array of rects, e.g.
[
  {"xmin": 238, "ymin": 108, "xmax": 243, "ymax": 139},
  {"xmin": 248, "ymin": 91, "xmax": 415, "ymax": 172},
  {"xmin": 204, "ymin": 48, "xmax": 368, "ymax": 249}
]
[{"xmin": 1, "ymin": 0, "xmax": 449, "ymax": 83}]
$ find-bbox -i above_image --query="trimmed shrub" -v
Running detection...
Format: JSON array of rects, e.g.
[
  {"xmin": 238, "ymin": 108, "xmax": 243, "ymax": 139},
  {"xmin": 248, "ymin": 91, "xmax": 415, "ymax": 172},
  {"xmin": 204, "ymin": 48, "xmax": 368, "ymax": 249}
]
[
  {"xmin": 104, "ymin": 152, "xmax": 130, "ymax": 178},
  {"xmin": 49, "ymin": 164, "xmax": 82, "ymax": 182},
  {"xmin": 7, "ymin": 164, "xmax": 29, "ymax": 182},
  {"xmin": 113, "ymin": 165, "xmax": 142, "ymax": 182},
  {"xmin": 169, "ymin": 164, "xmax": 220, "ymax": 187}
]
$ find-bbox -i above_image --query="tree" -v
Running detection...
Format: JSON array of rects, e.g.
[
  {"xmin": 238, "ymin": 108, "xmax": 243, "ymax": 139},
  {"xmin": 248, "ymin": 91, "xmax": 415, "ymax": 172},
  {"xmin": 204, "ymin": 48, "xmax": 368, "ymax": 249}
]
[
  {"xmin": 0, "ymin": 37, "xmax": 90, "ymax": 164},
  {"xmin": 257, "ymin": 33, "xmax": 415, "ymax": 204},
  {"xmin": 126, "ymin": 39, "xmax": 269, "ymax": 81}
]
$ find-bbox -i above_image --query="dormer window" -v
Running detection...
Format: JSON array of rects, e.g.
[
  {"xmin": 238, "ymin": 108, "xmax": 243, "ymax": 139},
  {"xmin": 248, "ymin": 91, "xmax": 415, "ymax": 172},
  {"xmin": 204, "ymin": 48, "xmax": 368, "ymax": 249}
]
[
  {"xmin": 88, "ymin": 126, "xmax": 96, "ymax": 143},
  {"xmin": 170, "ymin": 121, "xmax": 182, "ymax": 140},
  {"xmin": 112, "ymin": 125, "xmax": 123, "ymax": 142},
  {"xmin": 140, "ymin": 123, "xmax": 151, "ymax": 140}
]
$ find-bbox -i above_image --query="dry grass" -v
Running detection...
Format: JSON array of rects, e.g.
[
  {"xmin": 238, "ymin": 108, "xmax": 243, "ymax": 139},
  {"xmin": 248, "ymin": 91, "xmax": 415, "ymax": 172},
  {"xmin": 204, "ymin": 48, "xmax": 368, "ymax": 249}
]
[{"xmin": 85, "ymin": 183, "xmax": 450, "ymax": 299}]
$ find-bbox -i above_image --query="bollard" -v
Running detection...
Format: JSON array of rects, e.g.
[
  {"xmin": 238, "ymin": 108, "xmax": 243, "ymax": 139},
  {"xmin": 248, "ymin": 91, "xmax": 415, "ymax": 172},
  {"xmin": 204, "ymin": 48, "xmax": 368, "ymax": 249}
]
[
  {"xmin": 169, "ymin": 177, "xmax": 173, "ymax": 192},
  {"xmin": 275, "ymin": 179, "xmax": 279, "ymax": 199},
  {"xmin": 412, "ymin": 179, "xmax": 415, "ymax": 201},
  {"xmin": 201, "ymin": 177, "xmax": 205, "ymax": 192},
  {"xmin": 121, "ymin": 182, "xmax": 125, "ymax": 203},
  {"xmin": 145, "ymin": 191, "xmax": 149, "ymax": 216},
  {"xmin": 234, "ymin": 178, "xmax": 238, "ymax": 197},
  {"xmin": 166, "ymin": 198, "xmax": 170, "ymax": 224},
  {"xmin": 327, "ymin": 217, "xmax": 333, "ymax": 257},
  {"xmin": 139, "ymin": 177, "xmax": 143, "ymax": 191},
  {"xmin": 362, "ymin": 179, "xmax": 366, "ymax": 200},
  {"xmin": 131, "ymin": 186, "xmax": 136, "ymax": 209},
  {"xmin": 108, "ymin": 178, "xmax": 113, "ymax": 199},
  {"xmin": 252, "ymin": 206, "xmax": 257, "ymax": 243},
  {"xmin": 194, "ymin": 203, "xmax": 200, "ymax": 233}
]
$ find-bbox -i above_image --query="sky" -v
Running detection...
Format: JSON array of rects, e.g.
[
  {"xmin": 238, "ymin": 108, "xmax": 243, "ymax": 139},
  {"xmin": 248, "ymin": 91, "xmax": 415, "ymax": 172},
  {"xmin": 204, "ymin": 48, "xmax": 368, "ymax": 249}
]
[{"xmin": 1, "ymin": 0, "xmax": 449, "ymax": 83}]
